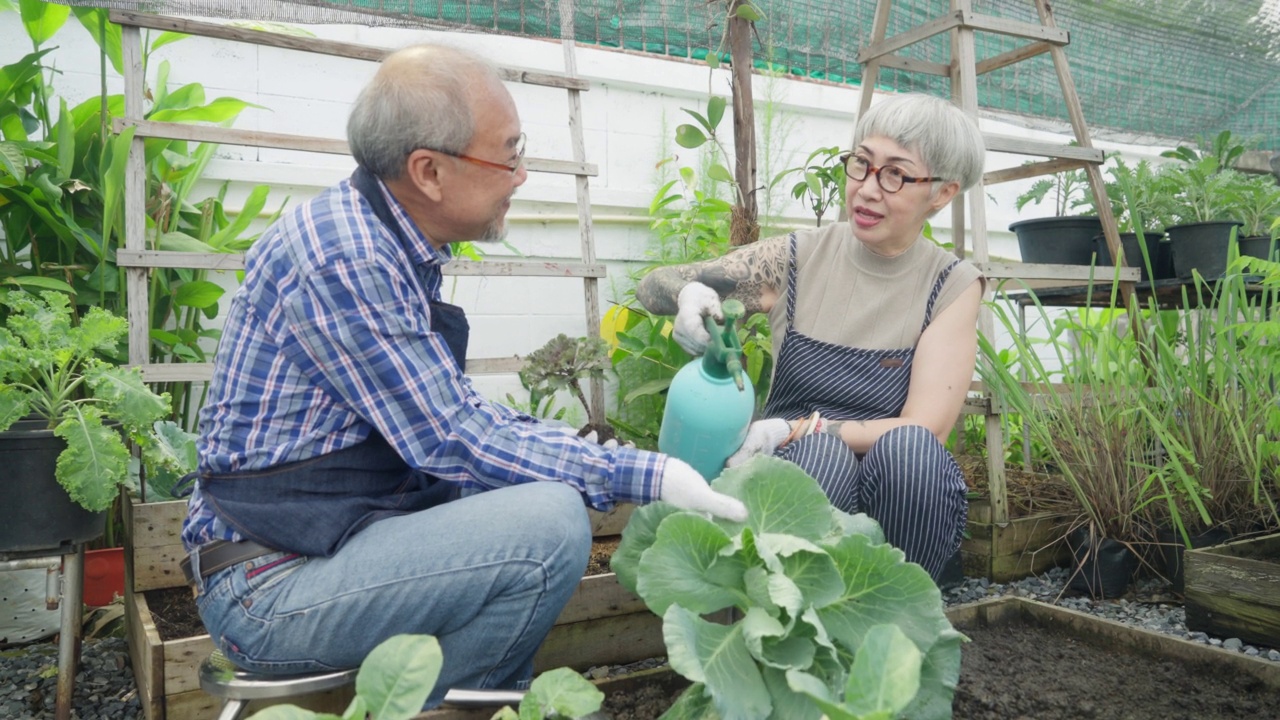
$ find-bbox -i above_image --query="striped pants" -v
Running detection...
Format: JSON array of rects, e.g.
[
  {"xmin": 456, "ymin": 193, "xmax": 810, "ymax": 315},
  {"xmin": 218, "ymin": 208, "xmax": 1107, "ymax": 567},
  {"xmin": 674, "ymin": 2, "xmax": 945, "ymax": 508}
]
[{"xmin": 775, "ymin": 424, "xmax": 968, "ymax": 582}]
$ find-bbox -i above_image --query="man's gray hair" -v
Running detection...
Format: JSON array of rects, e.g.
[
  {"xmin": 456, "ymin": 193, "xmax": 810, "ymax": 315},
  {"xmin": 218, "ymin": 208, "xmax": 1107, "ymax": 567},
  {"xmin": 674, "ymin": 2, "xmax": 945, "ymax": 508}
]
[
  {"xmin": 853, "ymin": 93, "xmax": 986, "ymax": 192},
  {"xmin": 347, "ymin": 44, "xmax": 502, "ymax": 180}
]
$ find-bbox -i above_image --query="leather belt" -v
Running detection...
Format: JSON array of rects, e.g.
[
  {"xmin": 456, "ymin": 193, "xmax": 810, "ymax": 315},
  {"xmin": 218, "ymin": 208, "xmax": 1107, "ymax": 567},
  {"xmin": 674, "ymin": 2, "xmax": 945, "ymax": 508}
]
[{"xmin": 180, "ymin": 540, "xmax": 282, "ymax": 585}]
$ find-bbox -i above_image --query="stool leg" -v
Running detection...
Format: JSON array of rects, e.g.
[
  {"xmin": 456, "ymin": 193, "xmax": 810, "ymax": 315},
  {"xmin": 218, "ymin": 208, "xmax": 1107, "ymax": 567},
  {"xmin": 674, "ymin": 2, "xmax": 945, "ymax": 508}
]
[
  {"xmin": 56, "ymin": 547, "xmax": 85, "ymax": 720},
  {"xmin": 216, "ymin": 699, "xmax": 248, "ymax": 720}
]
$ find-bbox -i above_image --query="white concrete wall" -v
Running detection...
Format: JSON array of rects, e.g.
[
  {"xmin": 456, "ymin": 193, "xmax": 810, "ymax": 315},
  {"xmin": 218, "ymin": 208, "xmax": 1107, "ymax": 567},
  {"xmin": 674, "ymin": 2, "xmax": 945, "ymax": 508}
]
[{"xmin": 0, "ymin": 13, "xmax": 1173, "ymax": 404}]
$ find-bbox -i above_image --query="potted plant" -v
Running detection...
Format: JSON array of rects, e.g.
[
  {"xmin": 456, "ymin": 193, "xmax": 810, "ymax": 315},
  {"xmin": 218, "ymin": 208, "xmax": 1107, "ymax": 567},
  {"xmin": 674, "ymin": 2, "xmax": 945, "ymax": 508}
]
[
  {"xmin": 519, "ymin": 333, "xmax": 615, "ymax": 441},
  {"xmin": 1009, "ymin": 146, "xmax": 1103, "ymax": 265},
  {"xmin": 0, "ymin": 290, "xmax": 171, "ymax": 552},
  {"xmin": 1092, "ymin": 157, "xmax": 1173, "ymax": 281},
  {"xmin": 1229, "ymin": 173, "xmax": 1280, "ymax": 262},
  {"xmin": 1157, "ymin": 132, "xmax": 1253, "ymax": 279}
]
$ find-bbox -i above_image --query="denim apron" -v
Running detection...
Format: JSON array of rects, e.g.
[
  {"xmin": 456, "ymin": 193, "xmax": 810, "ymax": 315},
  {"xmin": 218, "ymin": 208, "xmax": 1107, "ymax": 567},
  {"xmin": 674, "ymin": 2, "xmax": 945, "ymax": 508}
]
[
  {"xmin": 196, "ymin": 167, "xmax": 468, "ymax": 557},
  {"xmin": 763, "ymin": 233, "xmax": 958, "ymax": 422}
]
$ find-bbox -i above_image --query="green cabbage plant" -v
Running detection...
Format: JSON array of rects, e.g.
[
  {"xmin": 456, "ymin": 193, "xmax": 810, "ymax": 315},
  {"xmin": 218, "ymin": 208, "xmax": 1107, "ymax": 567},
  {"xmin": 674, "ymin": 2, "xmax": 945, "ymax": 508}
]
[
  {"xmin": 246, "ymin": 634, "xmax": 604, "ymax": 720},
  {"xmin": 0, "ymin": 291, "xmax": 170, "ymax": 511},
  {"xmin": 612, "ymin": 456, "xmax": 964, "ymax": 720}
]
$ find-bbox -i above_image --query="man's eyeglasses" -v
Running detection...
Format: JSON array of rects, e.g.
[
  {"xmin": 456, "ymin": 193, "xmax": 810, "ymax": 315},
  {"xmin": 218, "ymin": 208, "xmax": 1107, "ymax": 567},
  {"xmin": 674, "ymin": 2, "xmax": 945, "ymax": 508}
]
[
  {"xmin": 428, "ymin": 133, "xmax": 526, "ymax": 174},
  {"xmin": 840, "ymin": 153, "xmax": 942, "ymax": 194}
]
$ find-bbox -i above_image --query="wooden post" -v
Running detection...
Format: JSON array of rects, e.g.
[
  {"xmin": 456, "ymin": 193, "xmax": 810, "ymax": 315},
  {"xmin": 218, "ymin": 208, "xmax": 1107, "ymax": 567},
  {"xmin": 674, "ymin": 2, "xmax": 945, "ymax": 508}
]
[{"xmin": 728, "ymin": 0, "xmax": 758, "ymax": 245}]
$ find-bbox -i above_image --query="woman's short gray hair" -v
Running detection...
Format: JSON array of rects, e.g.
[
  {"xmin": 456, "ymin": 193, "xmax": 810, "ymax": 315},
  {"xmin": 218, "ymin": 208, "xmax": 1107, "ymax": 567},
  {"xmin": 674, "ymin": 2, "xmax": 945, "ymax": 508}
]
[
  {"xmin": 853, "ymin": 93, "xmax": 986, "ymax": 192},
  {"xmin": 347, "ymin": 44, "xmax": 501, "ymax": 180}
]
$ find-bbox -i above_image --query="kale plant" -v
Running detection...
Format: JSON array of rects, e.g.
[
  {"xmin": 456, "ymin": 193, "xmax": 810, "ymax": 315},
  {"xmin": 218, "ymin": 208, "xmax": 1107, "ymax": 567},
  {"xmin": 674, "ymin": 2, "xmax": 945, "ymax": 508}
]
[
  {"xmin": 520, "ymin": 334, "xmax": 611, "ymax": 428},
  {"xmin": 612, "ymin": 456, "xmax": 964, "ymax": 720}
]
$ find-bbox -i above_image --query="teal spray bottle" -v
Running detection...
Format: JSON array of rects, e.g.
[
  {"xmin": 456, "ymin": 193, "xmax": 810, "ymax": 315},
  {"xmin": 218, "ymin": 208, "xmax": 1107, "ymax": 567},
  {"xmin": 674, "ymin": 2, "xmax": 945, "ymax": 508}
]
[{"xmin": 658, "ymin": 299, "xmax": 756, "ymax": 481}]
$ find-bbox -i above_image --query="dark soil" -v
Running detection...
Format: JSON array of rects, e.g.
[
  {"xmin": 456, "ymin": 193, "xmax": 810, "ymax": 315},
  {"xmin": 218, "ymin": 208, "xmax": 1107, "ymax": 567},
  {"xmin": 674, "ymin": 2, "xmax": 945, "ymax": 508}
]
[
  {"xmin": 601, "ymin": 616, "xmax": 1280, "ymax": 720},
  {"xmin": 579, "ymin": 422, "xmax": 618, "ymax": 445},
  {"xmin": 954, "ymin": 618, "xmax": 1280, "ymax": 719},
  {"xmin": 587, "ymin": 536, "xmax": 619, "ymax": 576},
  {"xmin": 955, "ymin": 452, "xmax": 1077, "ymax": 517},
  {"xmin": 146, "ymin": 586, "xmax": 205, "ymax": 641}
]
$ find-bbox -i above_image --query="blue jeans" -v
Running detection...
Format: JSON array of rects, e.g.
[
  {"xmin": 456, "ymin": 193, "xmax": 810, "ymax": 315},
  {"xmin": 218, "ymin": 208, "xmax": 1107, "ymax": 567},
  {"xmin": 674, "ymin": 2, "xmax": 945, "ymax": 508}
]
[{"xmin": 193, "ymin": 482, "xmax": 592, "ymax": 708}]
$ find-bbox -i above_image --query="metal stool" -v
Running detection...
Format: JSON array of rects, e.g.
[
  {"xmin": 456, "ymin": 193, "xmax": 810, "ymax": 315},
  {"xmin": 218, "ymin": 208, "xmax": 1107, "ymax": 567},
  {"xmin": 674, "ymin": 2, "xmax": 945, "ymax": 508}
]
[
  {"xmin": 200, "ymin": 650, "xmax": 531, "ymax": 720},
  {"xmin": 200, "ymin": 650, "xmax": 358, "ymax": 720}
]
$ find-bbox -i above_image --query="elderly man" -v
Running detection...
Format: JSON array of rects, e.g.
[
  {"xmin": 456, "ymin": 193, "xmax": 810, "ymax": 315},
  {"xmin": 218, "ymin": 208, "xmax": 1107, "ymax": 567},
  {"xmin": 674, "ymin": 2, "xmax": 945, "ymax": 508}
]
[{"xmin": 178, "ymin": 43, "xmax": 745, "ymax": 706}]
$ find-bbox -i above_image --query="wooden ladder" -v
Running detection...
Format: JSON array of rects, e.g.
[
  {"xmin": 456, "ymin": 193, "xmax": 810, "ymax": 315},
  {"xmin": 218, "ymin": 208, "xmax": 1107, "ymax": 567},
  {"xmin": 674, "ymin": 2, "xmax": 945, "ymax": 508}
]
[
  {"xmin": 853, "ymin": 0, "xmax": 1132, "ymax": 526},
  {"xmin": 114, "ymin": 10, "xmax": 608, "ymax": 421}
]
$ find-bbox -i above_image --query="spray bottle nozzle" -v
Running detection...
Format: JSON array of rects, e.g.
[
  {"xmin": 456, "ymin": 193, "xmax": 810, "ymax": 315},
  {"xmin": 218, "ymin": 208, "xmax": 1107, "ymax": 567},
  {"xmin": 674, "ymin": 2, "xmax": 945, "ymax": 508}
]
[{"xmin": 701, "ymin": 299, "xmax": 748, "ymax": 392}]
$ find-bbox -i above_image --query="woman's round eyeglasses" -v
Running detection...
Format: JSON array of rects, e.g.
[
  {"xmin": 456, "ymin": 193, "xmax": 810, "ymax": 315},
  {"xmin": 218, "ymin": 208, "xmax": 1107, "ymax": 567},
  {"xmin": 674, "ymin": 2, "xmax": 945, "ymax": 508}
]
[{"xmin": 840, "ymin": 153, "xmax": 942, "ymax": 193}]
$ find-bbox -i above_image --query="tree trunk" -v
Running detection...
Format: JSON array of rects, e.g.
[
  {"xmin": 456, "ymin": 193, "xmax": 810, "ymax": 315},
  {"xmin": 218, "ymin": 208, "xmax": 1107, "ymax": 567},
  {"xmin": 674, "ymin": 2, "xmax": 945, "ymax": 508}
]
[{"xmin": 727, "ymin": 0, "xmax": 759, "ymax": 246}]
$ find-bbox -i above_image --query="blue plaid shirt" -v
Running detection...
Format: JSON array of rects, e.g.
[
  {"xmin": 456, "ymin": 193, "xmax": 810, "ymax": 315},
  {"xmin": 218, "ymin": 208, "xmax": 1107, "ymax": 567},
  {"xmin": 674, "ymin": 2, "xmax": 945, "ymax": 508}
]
[{"xmin": 182, "ymin": 175, "xmax": 663, "ymax": 551}]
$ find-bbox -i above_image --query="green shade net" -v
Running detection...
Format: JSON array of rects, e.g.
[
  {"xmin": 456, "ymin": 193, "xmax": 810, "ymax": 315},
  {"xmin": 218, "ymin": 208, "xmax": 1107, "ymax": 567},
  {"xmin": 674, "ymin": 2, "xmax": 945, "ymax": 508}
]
[{"xmin": 61, "ymin": 0, "xmax": 1280, "ymax": 151}]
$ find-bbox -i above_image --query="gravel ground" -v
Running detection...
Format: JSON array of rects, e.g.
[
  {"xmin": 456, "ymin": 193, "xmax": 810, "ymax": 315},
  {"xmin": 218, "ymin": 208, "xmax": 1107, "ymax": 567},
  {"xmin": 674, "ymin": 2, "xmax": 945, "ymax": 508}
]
[{"xmin": 3, "ymin": 567, "xmax": 1278, "ymax": 719}]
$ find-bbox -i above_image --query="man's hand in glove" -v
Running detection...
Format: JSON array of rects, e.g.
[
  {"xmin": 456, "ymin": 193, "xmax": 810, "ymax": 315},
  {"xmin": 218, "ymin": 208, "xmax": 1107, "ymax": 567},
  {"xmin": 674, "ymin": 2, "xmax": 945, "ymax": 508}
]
[
  {"xmin": 726, "ymin": 418, "xmax": 791, "ymax": 467},
  {"xmin": 673, "ymin": 282, "xmax": 723, "ymax": 356},
  {"xmin": 659, "ymin": 457, "xmax": 748, "ymax": 522}
]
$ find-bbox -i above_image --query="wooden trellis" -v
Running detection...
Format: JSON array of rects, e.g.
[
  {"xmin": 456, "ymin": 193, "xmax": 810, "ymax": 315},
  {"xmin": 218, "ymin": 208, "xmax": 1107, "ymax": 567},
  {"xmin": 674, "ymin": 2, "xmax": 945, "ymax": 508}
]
[{"xmin": 113, "ymin": 9, "xmax": 607, "ymax": 423}]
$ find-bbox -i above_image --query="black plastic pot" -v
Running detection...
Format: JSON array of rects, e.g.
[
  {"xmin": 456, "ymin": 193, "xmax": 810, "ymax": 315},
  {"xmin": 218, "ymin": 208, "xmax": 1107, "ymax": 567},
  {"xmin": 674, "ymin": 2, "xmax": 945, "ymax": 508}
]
[
  {"xmin": 1067, "ymin": 527, "xmax": 1138, "ymax": 598},
  {"xmin": 0, "ymin": 420, "xmax": 106, "ymax": 552},
  {"xmin": 1158, "ymin": 526, "xmax": 1232, "ymax": 594},
  {"xmin": 1165, "ymin": 220, "xmax": 1244, "ymax": 279},
  {"xmin": 1010, "ymin": 216, "xmax": 1103, "ymax": 265},
  {"xmin": 1238, "ymin": 235, "xmax": 1277, "ymax": 263},
  {"xmin": 938, "ymin": 548, "xmax": 964, "ymax": 591},
  {"xmin": 1093, "ymin": 231, "xmax": 1165, "ymax": 282},
  {"xmin": 1155, "ymin": 240, "xmax": 1176, "ymax": 280}
]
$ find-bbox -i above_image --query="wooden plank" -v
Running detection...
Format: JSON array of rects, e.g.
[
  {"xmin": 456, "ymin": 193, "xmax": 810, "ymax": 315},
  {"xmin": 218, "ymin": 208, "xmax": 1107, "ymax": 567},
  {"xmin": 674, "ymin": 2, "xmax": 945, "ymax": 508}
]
[
  {"xmin": 164, "ymin": 688, "xmax": 218, "ymax": 720},
  {"xmin": 961, "ymin": 11, "xmax": 1068, "ymax": 45},
  {"xmin": 130, "ymin": 500, "xmax": 189, "ymax": 548},
  {"xmin": 555, "ymin": 573, "xmax": 648, "ymax": 625},
  {"xmin": 976, "ymin": 41, "xmax": 1053, "ymax": 75},
  {"xmin": 589, "ymin": 505, "xmax": 635, "ymax": 537},
  {"xmin": 132, "ymin": 544, "xmax": 187, "ymax": 593},
  {"xmin": 982, "ymin": 133, "xmax": 1106, "ymax": 163},
  {"xmin": 533, "ymin": 611, "xmax": 666, "ymax": 673},
  {"xmin": 125, "ymin": 589, "xmax": 165, "ymax": 720},
  {"xmin": 114, "ymin": 119, "xmax": 596, "ymax": 176},
  {"xmin": 123, "ymin": 26, "xmax": 149, "ymax": 371},
  {"xmin": 978, "ymin": 262, "xmax": 1141, "ymax": 286},
  {"xmin": 107, "ymin": 11, "xmax": 590, "ymax": 91},
  {"xmin": 444, "ymin": 260, "xmax": 606, "ymax": 278},
  {"xmin": 871, "ymin": 53, "xmax": 951, "ymax": 77},
  {"xmin": 137, "ymin": 364, "xmax": 214, "ymax": 384},
  {"xmin": 115, "ymin": 250, "xmax": 606, "ymax": 279},
  {"xmin": 165, "ymin": 633, "xmax": 216, "ymax": 695},
  {"xmin": 1185, "ymin": 534, "xmax": 1280, "ymax": 647},
  {"xmin": 984, "ymin": 157, "xmax": 1093, "ymax": 186},
  {"xmin": 856, "ymin": 11, "xmax": 963, "ymax": 63}
]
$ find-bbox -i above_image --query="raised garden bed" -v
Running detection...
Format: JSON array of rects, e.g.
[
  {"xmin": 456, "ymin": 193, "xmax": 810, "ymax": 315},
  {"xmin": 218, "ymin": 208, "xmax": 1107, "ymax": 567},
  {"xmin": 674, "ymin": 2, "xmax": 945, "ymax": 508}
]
[
  {"xmin": 950, "ymin": 596, "xmax": 1280, "ymax": 719},
  {"xmin": 956, "ymin": 456, "xmax": 1076, "ymax": 582},
  {"xmin": 123, "ymin": 496, "xmax": 654, "ymax": 719},
  {"xmin": 1185, "ymin": 531, "xmax": 1280, "ymax": 649},
  {"xmin": 456, "ymin": 596, "xmax": 1280, "ymax": 720}
]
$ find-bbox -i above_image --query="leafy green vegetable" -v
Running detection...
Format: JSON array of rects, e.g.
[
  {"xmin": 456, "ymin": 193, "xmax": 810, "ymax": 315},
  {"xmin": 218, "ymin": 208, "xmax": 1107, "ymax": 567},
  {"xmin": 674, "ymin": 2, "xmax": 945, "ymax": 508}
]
[
  {"xmin": 0, "ymin": 291, "xmax": 171, "ymax": 511},
  {"xmin": 612, "ymin": 456, "xmax": 963, "ymax": 719},
  {"xmin": 246, "ymin": 635, "xmax": 603, "ymax": 720}
]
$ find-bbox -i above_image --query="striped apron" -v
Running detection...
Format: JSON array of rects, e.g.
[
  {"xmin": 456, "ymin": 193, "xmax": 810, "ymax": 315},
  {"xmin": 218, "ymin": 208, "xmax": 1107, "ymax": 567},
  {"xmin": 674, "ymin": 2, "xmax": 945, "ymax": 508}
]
[{"xmin": 763, "ymin": 233, "xmax": 969, "ymax": 581}]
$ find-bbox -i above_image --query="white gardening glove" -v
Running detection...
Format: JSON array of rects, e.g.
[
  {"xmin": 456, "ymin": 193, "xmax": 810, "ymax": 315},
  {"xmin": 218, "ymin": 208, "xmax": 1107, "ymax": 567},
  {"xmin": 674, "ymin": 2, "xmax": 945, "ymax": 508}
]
[
  {"xmin": 673, "ymin": 282, "xmax": 723, "ymax": 356},
  {"xmin": 726, "ymin": 418, "xmax": 791, "ymax": 467},
  {"xmin": 659, "ymin": 457, "xmax": 748, "ymax": 522}
]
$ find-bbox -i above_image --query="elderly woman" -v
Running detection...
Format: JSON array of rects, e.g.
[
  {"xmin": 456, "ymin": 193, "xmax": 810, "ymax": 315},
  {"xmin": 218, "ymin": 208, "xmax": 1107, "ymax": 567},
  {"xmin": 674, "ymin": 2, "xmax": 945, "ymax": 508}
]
[{"xmin": 637, "ymin": 93, "xmax": 986, "ymax": 581}]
